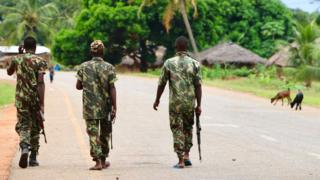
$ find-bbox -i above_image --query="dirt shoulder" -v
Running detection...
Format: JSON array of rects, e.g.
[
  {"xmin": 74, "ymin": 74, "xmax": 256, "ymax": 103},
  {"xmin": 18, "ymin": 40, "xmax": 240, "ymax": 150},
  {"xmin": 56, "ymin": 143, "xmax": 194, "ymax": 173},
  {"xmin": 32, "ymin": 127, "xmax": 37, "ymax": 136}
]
[{"xmin": 0, "ymin": 106, "xmax": 18, "ymax": 180}]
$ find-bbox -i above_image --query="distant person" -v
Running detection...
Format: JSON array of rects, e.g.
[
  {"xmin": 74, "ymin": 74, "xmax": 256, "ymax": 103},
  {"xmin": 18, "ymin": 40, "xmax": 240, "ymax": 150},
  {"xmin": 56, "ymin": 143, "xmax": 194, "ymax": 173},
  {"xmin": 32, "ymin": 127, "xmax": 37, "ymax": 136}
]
[
  {"xmin": 7, "ymin": 37, "xmax": 47, "ymax": 168},
  {"xmin": 76, "ymin": 40, "xmax": 117, "ymax": 170},
  {"xmin": 49, "ymin": 65, "xmax": 54, "ymax": 83},
  {"xmin": 54, "ymin": 64, "xmax": 61, "ymax": 71},
  {"xmin": 153, "ymin": 36, "xmax": 202, "ymax": 168}
]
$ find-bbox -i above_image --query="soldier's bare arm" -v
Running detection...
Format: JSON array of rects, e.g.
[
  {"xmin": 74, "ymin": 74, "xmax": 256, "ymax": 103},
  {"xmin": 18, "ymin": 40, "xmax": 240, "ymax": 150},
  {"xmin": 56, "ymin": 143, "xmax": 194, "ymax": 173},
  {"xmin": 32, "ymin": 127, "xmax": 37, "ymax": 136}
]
[
  {"xmin": 154, "ymin": 64, "xmax": 169, "ymax": 111},
  {"xmin": 109, "ymin": 84, "xmax": 117, "ymax": 121},
  {"xmin": 76, "ymin": 80, "xmax": 83, "ymax": 90},
  {"xmin": 37, "ymin": 73, "xmax": 45, "ymax": 113},
  {"xmin": 153, "ymin": 85, "xmax": 166, "ymax": 111}
]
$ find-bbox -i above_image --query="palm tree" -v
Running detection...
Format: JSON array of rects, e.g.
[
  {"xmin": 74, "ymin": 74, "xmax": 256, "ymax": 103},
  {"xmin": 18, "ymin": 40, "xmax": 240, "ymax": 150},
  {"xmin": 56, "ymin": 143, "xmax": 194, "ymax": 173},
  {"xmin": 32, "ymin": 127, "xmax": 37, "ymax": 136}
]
[
  {"xmin": 290, "ymin": 21, "xmax": 320, "ymax": 87},
  {"xmin": 0, "ymin": 0, "xmax": 58, "ymax": 45},
  {"xmin": 139, "ymin": 0, "xmax": 199, "ymax": 57}
]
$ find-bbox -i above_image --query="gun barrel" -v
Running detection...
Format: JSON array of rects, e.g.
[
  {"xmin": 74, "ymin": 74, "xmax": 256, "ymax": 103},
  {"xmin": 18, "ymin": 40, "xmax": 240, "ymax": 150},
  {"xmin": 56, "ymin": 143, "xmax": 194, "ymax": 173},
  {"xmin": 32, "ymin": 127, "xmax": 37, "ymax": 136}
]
[{"xmin": 196, "ymin": 114, "xmax": 202, "ymax": 161}]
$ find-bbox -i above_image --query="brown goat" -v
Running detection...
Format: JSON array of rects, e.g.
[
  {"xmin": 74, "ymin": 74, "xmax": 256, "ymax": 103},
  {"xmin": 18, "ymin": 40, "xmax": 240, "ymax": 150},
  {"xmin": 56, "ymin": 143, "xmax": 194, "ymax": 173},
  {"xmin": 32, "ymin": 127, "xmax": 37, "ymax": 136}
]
[{"xmin": 271, "ymin": 89, "xmax": 291, "ymax": 106}]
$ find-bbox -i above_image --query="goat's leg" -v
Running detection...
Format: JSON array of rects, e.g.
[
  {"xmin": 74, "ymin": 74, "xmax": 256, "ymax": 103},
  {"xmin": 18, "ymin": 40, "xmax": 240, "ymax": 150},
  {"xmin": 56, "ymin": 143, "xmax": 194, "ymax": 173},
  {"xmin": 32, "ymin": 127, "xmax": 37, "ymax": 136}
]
[
  {"xmin": 281, "ymin": 98, "xmax": 284, "ymax": 106},
  {"xmin": 274, "ymin": 99, "xmax": 278, "ymax": 105}
]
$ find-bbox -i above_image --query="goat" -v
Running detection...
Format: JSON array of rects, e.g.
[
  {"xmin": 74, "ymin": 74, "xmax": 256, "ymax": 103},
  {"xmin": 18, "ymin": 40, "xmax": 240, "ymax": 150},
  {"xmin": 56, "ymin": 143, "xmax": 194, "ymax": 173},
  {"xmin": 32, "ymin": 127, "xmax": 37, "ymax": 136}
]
[
  {"xmin": 271, "ymin": 88, "xmax": 291, "ymax": 106},
  {"xmin": 290, "ymin": 90, "xmax": 304, "ymax": 110}
]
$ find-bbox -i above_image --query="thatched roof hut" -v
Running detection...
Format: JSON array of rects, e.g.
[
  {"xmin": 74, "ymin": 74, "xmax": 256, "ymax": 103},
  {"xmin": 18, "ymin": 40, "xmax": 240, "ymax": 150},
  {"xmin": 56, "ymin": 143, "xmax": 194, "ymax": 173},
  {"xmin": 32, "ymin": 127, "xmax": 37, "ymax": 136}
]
[
  {"xmin": 266, "ymin": 43, "xmax": 297, "ymax": 67},
  {"xmin": 198, "ymin": 42, "xmax": 266, "ymax": 66},
  {"xmin": 120, "ymin": 46, "xmax": 166, "ymax": 67}
]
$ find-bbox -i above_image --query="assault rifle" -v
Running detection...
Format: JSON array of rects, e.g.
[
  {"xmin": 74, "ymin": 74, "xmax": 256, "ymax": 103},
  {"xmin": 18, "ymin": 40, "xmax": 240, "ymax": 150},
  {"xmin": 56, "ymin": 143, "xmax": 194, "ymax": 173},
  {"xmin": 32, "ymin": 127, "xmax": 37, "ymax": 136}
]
[
  {"xmin": 196, "ymin": 113, "xmax": 202, "ymax": 161},
  {"xmin": 36, "ymin": 111, "xmax": 47, "ymax": 143}
]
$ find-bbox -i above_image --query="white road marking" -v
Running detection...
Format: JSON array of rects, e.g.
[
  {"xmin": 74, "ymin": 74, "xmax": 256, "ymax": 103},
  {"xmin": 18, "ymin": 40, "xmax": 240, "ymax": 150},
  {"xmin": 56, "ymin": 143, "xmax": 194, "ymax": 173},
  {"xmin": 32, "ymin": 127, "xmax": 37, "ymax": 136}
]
[
  {"xmin": 202, "ymin": 123, "xmax": 240, "ymax": 128},
  {"xmin": 308, "ymin": 152, "xmax": 320, "ymax": 159},
  {"xmin": 260, "ymin": 135, "xmax": 278, "ymax": 142}
]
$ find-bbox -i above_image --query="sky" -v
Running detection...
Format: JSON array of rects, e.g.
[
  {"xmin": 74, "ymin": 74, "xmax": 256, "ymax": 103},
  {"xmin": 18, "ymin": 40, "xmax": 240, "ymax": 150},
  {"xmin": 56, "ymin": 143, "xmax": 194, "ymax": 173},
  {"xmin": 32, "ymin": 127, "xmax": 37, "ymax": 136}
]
[{"xmin": 281, "ymin": 0, "xmax": 319, "ymax": 13}]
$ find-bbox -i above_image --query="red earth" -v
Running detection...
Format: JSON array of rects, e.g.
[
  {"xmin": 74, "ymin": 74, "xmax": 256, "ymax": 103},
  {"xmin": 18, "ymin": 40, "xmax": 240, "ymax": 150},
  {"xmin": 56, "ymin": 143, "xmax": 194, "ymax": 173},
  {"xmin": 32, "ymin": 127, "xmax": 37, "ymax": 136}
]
[{"xmin": 0, "ymin": 105, "xmax": 18, "ymax": 180}]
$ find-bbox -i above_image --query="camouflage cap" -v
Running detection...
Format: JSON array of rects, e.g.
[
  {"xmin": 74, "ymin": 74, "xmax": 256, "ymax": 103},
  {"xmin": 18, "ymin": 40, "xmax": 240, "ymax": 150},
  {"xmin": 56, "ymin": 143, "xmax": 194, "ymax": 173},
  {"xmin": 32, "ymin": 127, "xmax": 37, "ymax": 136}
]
[{"xmin": 90, "ymin": 40, "xmax": 104, "ymax": 53}]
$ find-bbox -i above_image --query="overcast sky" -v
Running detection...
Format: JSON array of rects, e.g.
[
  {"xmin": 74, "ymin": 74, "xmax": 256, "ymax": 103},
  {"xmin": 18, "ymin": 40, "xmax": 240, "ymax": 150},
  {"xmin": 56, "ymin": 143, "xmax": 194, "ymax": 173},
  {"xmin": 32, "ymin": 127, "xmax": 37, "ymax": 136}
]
[{"xmin": 281, "ymin": 0, "xmax": 318, "ymax": 12}]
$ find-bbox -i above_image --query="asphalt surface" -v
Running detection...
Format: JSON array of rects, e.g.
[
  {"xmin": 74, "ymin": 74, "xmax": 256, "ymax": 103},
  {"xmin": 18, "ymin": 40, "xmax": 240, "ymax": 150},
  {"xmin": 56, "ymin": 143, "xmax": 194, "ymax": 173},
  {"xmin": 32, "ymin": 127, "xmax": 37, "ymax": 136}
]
[{"xmin": 1, "ymin": 70, "xmax": 320, "ymax": 180}]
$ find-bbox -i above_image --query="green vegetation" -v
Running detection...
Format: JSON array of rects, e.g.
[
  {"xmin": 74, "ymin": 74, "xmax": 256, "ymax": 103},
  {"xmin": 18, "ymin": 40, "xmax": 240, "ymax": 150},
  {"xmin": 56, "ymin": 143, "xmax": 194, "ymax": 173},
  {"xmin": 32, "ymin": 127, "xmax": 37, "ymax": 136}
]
[
  {"xmin": 0, "ymin": 83, "xmax": 15, "ymax": 107},
  {"xmin": 205, "ymin": 79, "xmax": 320, "ymax": 107},
  {"xmin": 53, "ymin": 1, "xmax": 149, "ymax": 67},
  {"xmin": 140, "ymin": 0, "xmax": 200, "ymax": 55},
  {"xmin": 290, "ymin": 21, "xmax": 320, "ymax": 87},
  {"xmin": 52, "ymin": 0, "xmax": 293, "ymax": 69},
  {"xmin": 0, "ymin": 0, "xmax": 80, "ymax": 45},
  {"xmin": 131, "ymin": 67, "xmax": 320, "ymax": 107}
]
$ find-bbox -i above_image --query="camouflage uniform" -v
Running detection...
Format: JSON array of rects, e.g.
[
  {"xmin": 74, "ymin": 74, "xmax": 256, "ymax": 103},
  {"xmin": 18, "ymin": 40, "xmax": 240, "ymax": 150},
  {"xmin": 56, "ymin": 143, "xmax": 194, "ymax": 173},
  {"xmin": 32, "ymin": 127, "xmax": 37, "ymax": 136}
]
[
  {"xmin": 158, "ymin": 52, "xmax": 201, "ymax": 159},
  {"xmin": 77, "ymin": 40, "xmax": 117, "ymax": 161},
  {"xmin": 10, "ymin": 53, "xmax": 47, "ymax": 152}
]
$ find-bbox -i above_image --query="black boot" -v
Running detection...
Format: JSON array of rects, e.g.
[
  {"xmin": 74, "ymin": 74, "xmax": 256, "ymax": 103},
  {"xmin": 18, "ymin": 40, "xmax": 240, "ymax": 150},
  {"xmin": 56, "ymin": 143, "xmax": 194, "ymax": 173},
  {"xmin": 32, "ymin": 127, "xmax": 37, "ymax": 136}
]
[
  {"xmin": 29, "ymin": 151, "xmax": 39, "ymax": 166},
  {"xmin": 19, "ymin": 143, "xmax": 29, "ymax": 168}
]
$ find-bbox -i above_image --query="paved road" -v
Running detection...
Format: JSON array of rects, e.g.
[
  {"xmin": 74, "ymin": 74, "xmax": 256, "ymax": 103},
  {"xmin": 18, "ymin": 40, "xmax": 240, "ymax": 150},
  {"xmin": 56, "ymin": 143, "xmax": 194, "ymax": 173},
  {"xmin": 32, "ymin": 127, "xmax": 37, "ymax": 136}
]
[{"xmin": 1, "ymin": 70, "xmax": 320, "ymax": 180}]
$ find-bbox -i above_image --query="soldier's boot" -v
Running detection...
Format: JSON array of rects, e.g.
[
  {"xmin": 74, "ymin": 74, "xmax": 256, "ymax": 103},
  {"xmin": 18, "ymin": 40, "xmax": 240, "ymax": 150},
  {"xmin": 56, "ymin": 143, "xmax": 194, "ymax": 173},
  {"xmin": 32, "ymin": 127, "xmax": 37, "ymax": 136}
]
[
  {"xmin": 101, "ymin": 157, "xmax": 110, "ymax": 169},
  {"xmin": 29, "ymin": 151, "xmax": 39, "ymax": 167},
  {"xmin": 89, "ymin": 159, "xmax": 102, "ymax": 170},
  {"xmin": 19, "ymin": 143, "xmax": 29, "ymax": 168}
]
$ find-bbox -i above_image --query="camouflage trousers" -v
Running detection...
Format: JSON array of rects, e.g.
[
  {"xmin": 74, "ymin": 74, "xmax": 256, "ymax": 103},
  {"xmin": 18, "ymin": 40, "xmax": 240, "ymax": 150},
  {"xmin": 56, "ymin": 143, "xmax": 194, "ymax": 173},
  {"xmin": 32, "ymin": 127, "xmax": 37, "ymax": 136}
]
[
  {"xmin": 169, "ymin": 110, "xmax": 194, "ymax": 159},
  {"xmin": 85, "ymin": 118, "xmax": 111, "ymax": 161},
  {"xmin": 16, "ymin": 108, "xmax": 41, "ymax": 152}
]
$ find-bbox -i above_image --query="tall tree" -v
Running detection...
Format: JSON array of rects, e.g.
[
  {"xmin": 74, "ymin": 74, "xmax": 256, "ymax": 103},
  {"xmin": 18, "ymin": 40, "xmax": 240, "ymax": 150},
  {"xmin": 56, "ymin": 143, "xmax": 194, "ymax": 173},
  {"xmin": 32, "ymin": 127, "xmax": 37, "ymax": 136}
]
[
  {"xmin": 0, "ymin": 0, "xmax": 58, "ymax": 45},
  {"xmin": 290, "ymin": 21, "xmax": 320, "ymax": 87},
  {"xmin": 140, "ymin": 0, "xmax": 199, "ymax": 57}
]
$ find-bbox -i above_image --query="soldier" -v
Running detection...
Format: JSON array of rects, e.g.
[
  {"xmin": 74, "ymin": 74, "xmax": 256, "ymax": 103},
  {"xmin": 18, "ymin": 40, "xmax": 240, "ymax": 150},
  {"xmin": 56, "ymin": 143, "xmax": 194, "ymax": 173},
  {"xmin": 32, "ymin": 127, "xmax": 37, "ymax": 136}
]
[
  {"xmin": 7, "ymin": 37, "xmax": 47, "ymax": 168},
  {"xmin": 153, "ymin": 36, "xmax": 202, "ymax": 168},
  {"xmin": 76, "ymin": 40, "xmax": 117, "ymax": 170}
]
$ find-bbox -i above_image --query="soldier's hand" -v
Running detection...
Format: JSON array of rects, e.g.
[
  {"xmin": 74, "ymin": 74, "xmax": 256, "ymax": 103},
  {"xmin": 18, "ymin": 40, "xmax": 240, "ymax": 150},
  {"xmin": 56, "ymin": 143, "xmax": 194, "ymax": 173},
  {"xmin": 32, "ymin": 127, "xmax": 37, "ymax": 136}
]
[
  {"xmin": 195, "ymin": 106, "xmax": 202, "ymax": 116},
  {"xmin": 111, "ymin": 108, "xmax": 116, "ymax": 123},
  {"xmin": 153, "ymin": 100, "xmax": 159, "ymax": 111},
  {"xmin": 18, "ymin": 45, "xmax": 24, "ymax": 54}
]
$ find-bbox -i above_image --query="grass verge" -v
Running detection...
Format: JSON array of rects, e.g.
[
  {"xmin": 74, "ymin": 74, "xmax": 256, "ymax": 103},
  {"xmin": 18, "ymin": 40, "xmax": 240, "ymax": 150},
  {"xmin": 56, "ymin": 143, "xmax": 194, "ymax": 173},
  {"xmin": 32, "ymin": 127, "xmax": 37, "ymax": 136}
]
[
  {"xmin": 129, "ymin": 71, "xmax": 320, "ymax": 107},
  {"xmin": 0, "ymin": 82, "xmax": 15, "ymax": 107}
]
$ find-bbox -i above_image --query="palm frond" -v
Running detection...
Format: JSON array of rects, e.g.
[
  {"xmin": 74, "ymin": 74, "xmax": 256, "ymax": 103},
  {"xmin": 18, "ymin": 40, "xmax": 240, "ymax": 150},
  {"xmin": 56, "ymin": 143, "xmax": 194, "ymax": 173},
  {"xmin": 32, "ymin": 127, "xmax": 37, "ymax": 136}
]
[
  {"xmin": 163, "ymin": 3, "xmax": 177, "ymax": 32},
  {"xmin": 37, "ymin": 2, "xmax": 59, "ymax": 17},
  {"xmin": 138, "ymin": 0, "xmax": 157, "ymax": 17},
  {"xmin": 0, "ymin": 5, "xmax": 22, "ymax": 14}
]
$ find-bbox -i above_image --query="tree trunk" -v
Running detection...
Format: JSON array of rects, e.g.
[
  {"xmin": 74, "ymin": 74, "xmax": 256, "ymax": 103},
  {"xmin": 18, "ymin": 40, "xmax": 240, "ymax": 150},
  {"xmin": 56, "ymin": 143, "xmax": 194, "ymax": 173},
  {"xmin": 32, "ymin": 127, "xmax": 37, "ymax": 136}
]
[
  {"xmin": 139, "ymin": 40, "xmax": 148, "ymax": 72},
  {"xmin": 180, "ymin": 0, "xmax": 199, "ymax": 59}
]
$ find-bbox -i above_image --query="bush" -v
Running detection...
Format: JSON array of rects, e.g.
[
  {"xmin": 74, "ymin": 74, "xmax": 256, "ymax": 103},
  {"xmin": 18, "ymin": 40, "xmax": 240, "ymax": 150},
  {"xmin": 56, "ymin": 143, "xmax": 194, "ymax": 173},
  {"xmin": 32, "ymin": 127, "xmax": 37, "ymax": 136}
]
[{"xmin": 201, "ymin": 65, "xmax": 255, "ymax": 80}]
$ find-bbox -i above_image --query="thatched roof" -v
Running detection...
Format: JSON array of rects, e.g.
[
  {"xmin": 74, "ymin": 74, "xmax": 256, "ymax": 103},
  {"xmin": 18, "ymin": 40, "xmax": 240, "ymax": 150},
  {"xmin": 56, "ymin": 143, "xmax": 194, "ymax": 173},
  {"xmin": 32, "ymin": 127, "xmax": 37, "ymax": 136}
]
[
  {"xmin": 198, "ymin": 42, "xmax": 266, "ymax": 65},
  {"xmin": 266, "ymin": 43, "xmax": 297, "ymax": 67}
]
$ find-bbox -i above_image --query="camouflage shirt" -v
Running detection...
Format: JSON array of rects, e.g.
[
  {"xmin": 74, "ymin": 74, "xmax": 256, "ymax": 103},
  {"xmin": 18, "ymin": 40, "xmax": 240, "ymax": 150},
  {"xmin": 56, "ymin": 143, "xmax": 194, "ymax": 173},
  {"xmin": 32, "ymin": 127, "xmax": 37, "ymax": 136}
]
[
  {"xmin": 10, "ymin": 53, "xmax": 47, "ymax": 110},
  {"xmin": 77, "ymin": 57, "xmax": 117, "ymax": 119},
  {"xmin": 159, "ymin": 52, "xmax": 201, "ymax": 112}
]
